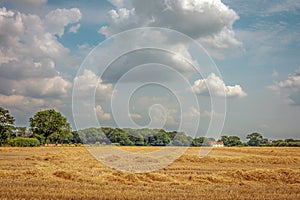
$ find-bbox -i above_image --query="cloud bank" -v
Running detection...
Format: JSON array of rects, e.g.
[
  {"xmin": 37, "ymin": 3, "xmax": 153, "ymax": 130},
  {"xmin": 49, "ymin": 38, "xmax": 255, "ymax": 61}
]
[
  {"xmin": 0, "ymin": 7, "xmax": 81, "ymax": 117},
  {"xmin": 101, "ymin": 0, "xmax": 242, "ymax": 58}
]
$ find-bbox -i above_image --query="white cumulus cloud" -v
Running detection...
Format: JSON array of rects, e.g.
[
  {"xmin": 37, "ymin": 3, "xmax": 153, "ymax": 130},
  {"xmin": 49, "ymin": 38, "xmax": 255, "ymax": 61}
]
[
  {"xmin": 73, "ymin": 69, "xmax": 113, "ymax": 101},
  {"xmin": 269, "ymin": 67, "xmax": 300, "ymax": 105},
  {"xmin": 0, "ymin": 7, "xmax": 81, "ymax": 120},
  {"xmin": 0, "ymin": 7, "xmax": 79, "ymax": 65},
  {"xmin": 95, "ymin": 105, "xmax": 111, "ymax": 121},
  {"xmin": 184, "ymin": 107, "xmax": 200, "ymax": 118},
  {"xmin": 129, "ymin": 113, "xmax": 142, "ymax": 119},
  {"xmin": 44, "ymin": 8, "xmax": 82, "ymax": 37},
  {"xmin": 192, "ymin": 73, "xmax": 247, "ymax": 98},
  {"xmin": 99, "ymin": 0, "xmax": 241, "ymax": 57},
  {"xmin": 69, "ymin": 23, "xmax": 81, "ymax": 34},
  {"xmin": 0, "ymin": 76, "xmax": 71, "ymax": 98}
]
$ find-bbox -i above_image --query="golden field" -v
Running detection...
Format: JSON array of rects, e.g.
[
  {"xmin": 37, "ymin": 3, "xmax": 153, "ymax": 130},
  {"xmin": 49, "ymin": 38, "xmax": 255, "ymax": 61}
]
[{"xmin": 0, "ymin": 146, "xmax": 299, "ymax": 199}]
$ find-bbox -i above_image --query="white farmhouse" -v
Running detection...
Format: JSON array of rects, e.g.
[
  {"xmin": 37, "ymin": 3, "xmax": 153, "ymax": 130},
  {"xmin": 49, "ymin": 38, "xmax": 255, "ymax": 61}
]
[{"xmin": 210, "ymin": 141, "xmax": 224, "ymax": 147}]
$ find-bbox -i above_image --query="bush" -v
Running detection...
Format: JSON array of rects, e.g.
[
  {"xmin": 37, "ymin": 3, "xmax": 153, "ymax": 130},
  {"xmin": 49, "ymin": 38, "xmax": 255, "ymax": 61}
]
[
  {"xmin": 95, "ymin": 141, "xmax": 100, "ymax": 146},
  {"xmin": 33, "ymin": 134, "xmax": 45, "ymax": 145},
  {"xmin": 9, "ymin": 137, "xmax": 40, "ymax": 147}
]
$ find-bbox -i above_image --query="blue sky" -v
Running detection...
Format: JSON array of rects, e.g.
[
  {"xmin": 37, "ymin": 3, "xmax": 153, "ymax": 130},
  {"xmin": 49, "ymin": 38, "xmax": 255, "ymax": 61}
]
[{"xmin": 0, "ymin": 0, "xmax": 299, "ymax": 140}]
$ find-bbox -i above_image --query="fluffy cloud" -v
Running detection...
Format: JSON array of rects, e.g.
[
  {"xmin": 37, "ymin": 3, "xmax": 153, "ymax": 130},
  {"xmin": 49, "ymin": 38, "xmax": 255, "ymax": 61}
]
[
  {"xmin": 184, "ymin": 107, "xmax": 200, "ymax": 118},
  {"xmin": 270, "ymin": 67, "xmax": 300, "ymax": 90},
  {"xmin": 201, "ymin": 110, "xmax": 223, "ymax": 118},
  {"xmin": 69, "ymin": 24, "xmax": 81, "ymax": 34},
  {"xmin": 100, "ymin": 0, "xmax": 241, "ymax": 57},
  {"xmin": 102, "ymin": 47, "xmax": 195, "ymax": 83},
  {"xmin": 184, "ymin": 106, "xmax": 223, "ymax": 119},
  {"xmin": 269, "ymin": 67, "xmax": 300, "ymax": 105},
  {"xmin": 73, "ymin": 69, "xmax": 113, "ymax": 101},
  {"xmin": 148, "ymin": 105, "xmax": 179, "ymax": 128},
  {"xmin": 0, "ymin": 7, "xmax": 81, "ymax": 120},
  {"xmin": 102, "ymin": 0, "xmax": 238, "ymax": 38},
  {"xmin": 95, "ymin": 0, "xmax": 242, "ymax": 91},
  {"xmin": 131, "ymin": 95, "xmax": 181, "ymax": 129},
  {"xmin": 0, "ymin": 59, "xmax": 57, "ymax": 80},
  {"xmin": 0, "ymin": 76, "xmax": 71, "ymax": 98},
  {"xmin": 95, "ymin": 105, "xmax": 111, "ymax": 121},
  {"xmin": 0, "ymin": 94, "xmax": 46, "ymax": 109},
  {"xmin": 129, "ymin": 113, "xmax": 142, "ymax": 119},
  {"xmin": 0, "ymin": 8, "xmax": 77, "ymax": 96},
  {"xmin": 72, "ymin": 70, "xmax": 114, "ymax": 128},
  {"xmin": 97, "ymin": 26, "xmax": 200, "ymax": 84},
  {"xmin": 192, "ymin": 73, "xmax": 247, "ymax": 98},
  {"xmin": 0, "ymin": 94, "xmax": 61, "ymax": 124},
  {"xmin": 44, "ymin": 8, "xmax": 82, "ymax": 37},
  {"xmin": 198, "ymin": 28, "xmax": 242, "ymax": 59},
  {"xmin": 164, "ymin": 108, "xmax": 179, "ymax": 127},
  {"xmin": 0, "ymin": 7, "xmax": 81, "ymax": 65}
]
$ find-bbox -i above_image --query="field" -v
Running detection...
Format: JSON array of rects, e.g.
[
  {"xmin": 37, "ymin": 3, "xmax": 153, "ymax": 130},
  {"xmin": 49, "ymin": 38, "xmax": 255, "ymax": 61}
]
[{"xmin": 0, "ymin": 147, "xmax": 299, "ymax": 199}]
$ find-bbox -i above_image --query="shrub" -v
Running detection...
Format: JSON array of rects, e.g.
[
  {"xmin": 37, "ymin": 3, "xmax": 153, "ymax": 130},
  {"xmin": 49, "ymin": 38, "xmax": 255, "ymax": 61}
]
[
  {"xmin": 33, "ymin": 134, "xmax": 45, "ymax": 145},
  {"xmin": 9, "ymin": 137, "xmax": 41, "ymax": 147},
  {"xmin": 95, "ymin": 141, "xmax": 100, "ymax": 146}
]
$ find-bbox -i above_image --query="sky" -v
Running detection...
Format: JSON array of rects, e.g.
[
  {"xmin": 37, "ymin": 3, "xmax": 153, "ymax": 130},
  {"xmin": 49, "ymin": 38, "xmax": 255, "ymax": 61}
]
[{"xmin": 0, "ymin": 0, "xmax": 299, "ymax": 140}]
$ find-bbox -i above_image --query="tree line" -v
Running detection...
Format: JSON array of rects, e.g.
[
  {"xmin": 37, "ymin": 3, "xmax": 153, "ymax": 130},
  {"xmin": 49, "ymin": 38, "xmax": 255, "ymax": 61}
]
[{"xmin": 0, "ymin": 107, "xmax": 299, "ymax": 147}]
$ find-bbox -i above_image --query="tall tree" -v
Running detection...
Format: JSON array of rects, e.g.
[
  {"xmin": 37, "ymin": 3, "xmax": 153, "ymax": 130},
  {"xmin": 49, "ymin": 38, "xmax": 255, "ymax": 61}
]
[
  {"xmin": 29, "ymin": 109, "xmax": 71, "ymax": 144},
  {"xmin": 246, "ymin": 132, "xmax": 264, "ymax": 146},
  {"xmin": 191, "ymin": 137, "xmax": 211, "ymax": 146},
  {"xmin": 220, "ymin": 135, "xmax": 242, "ymax": 146},
  {"xmin": 148, "ymin": 129, "xmax": 171, "ymax": 146},
  {"xmin": 12, "ymin": 127, "xmax": 27, "ymax": 138},
  {"xmin": 107, "ymin": 128, "xmax": 134, "ymax": 146},
  {"xmin": 172, "ymin": 132, "xmax": 193, "ymax": 146},
  {"xmin": 220, "ymin": 136, "xmax": 229, "ymax": 146},
  {"xmin": 0, "ymin": 107, "xmax": 15, "ymax": 145}
]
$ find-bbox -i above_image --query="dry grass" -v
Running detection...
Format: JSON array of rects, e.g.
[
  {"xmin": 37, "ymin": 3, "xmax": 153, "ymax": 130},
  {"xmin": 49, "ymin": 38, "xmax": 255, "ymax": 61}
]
[{"xmin": 0, "ymin": 147, "xmax": 299, "ymax": 199}]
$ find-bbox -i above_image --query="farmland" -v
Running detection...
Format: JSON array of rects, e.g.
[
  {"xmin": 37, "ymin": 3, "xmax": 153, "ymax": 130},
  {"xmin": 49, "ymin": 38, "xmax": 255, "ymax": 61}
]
[{"xmin": 0, "ymin": 147, "xmax": 299, "ymax": 199}]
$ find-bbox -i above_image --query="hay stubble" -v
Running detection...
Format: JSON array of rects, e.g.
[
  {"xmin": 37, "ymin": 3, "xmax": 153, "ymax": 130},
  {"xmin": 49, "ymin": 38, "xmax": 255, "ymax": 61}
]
[{"xmin": 0, "ymin": 147, "xmax": 299, "ymax": 199}]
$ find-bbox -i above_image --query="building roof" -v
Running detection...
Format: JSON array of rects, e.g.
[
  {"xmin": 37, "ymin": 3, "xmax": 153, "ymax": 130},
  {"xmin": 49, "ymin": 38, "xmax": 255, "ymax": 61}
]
[{"xmin": 210, "ymin": 141, "xmax": 224, "ymax": 145}]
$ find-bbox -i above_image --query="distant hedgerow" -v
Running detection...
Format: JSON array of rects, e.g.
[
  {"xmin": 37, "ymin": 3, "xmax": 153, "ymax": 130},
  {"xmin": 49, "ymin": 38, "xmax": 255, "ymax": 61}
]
[{"xmin": 9, "ymin": 137, "xmax": 40, "ymax": 147}]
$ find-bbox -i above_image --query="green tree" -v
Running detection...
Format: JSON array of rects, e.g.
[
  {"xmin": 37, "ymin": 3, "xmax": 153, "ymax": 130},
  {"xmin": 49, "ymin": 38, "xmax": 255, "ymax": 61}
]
[
  {"xmin": 220, "ymin": 135, "xmax": 242, "ymax": 146},
  {"xmin": 228, "ymin": 136, "xmax": 242, "ymax": 146},
  {"xmin": 246, "ymin": 132, "xmax": 265, "ymax": 146},
  {"xmin": 69, "ymin": 131, "xmax": 82, "ymax": 144},
  {"xmin": 122, "ymin": 128, "xmax": 146, "ymax": 146},
  {"xmin": 14, "ymin": 127, "xmax": 27, "ymax": 138},
  {"xmin": 29, "ymin": 109, "xmax": 71, "ymax": 144},
  {"xmin": 191, "ymin": 137, "xmax": 211, "ymax": 146},
  {"xmin": 128, "ymin": 133, "xmax": 146, "ymax": 146},
  {"xmin": 106, "ymin": 128, "xmax": 134, "ymax": 146},
  {"xmin": 220, "ymin": 136, "xmax": 229, "ymax": 146},
  {"xmin": 166, "ymin": 131, "xmax": 177, "ymax": 140},
  {"xmin": 0, "ymin": 107, "xmax": 15, "ymax": 145},
  {"xmin": 172, "ymin": 132, "xmax": 193, "ymax": 146},
  {"xmin": 148, "ymin": 129, "xmax": 171, "ymax": 146},
  {"xmin": 79, "ymin": 127, "xmax": 107, "ymax": 144}
]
